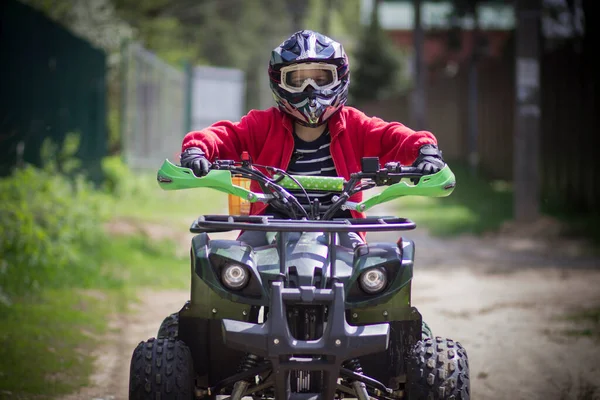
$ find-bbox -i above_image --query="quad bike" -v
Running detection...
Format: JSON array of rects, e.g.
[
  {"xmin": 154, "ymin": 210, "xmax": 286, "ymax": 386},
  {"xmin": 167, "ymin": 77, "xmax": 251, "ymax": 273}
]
[{"xmin": 129, "ymin": 154, "xmax": 470, "ymax": 399}]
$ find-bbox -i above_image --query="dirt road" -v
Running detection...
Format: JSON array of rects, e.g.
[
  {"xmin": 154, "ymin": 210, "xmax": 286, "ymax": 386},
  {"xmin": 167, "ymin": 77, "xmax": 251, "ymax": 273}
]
[{"xmin": 63, "ymin": 226, "xmax": 600, "ymax": 400}]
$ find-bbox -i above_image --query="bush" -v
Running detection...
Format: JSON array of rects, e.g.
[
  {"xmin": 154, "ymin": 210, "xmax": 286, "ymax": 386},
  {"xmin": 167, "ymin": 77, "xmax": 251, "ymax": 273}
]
[
  {"xmin": 101, "ymin": 154, "xmax": 135, "ymax": 196},
  {"xmin": 102, "ymin": 155, "xmax": 166, "ymax": 199},
  {"xmin": 0, "ymin": 134, "xmax": 114, "ymax": 304},
  {"xmin": 349, "ymin": 0, "xmax": 403, "ymax": 102},
  {"xmin": 0, "ymin": 165, "xmax": 111, "ymax": 304},
  {"xmin": 0, "ymin": 134, "xmax": 226, "ymax": 304}
]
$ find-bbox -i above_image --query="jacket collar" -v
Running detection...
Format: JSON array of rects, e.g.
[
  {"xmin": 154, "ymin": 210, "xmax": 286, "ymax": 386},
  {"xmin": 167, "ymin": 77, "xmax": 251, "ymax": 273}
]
[
  {"xmin": 281, "ymin": 107, "xmax": 347, "ymax": 138},
  {"xmin": 328, "ymin": 107, "xmax": 346, "ymax": 138}
]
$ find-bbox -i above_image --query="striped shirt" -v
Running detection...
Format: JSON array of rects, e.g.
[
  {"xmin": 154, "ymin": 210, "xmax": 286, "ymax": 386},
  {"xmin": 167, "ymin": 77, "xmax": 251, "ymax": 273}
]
[
  {"xmin": 287, "ymin": 129, "xmax": 338, "ymax": 206},
  {"xmin": 262, "ymin": 128, "xmax": 351, "ymax": 219}
]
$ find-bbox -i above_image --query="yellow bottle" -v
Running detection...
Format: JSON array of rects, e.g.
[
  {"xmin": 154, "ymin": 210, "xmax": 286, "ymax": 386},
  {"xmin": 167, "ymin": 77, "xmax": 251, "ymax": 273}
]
[{"xmin": 229, "ymin": 176, "xmax": 252, "ymax": 216}]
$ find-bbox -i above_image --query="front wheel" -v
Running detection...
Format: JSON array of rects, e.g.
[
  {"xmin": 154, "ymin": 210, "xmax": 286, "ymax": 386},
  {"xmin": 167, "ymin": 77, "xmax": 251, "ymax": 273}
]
[
  {"xmin": 407, "ymin": 336, "xmax": 470, "ymax": 400},
  {"xmin": 129, "ymin": 337, "xmax": 195, "ymax": 400},
  {"xmin": 157, "ymin": 312, "xmax": 179, "ymax": 339}
]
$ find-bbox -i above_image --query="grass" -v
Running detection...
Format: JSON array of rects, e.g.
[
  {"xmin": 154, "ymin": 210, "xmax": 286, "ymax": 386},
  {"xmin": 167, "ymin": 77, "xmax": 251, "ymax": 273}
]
[
  {"xmin": 392, "ymin": 162, "xmax": 514, "ymax": 236},
  {"xmin": 560, "ymin": 306, "xmax": 600, "ymax": 339},
  {"xmin": 0, "ymin": 166, "xmax": 224, "ymax": 399},
  {"xmin": 2, "ymin": 158, "xmax": 595, "ymax": 398},
  {"xmin": 0, "ymin": 233, "xmax": 192, "ymax": 399},
  {"xmin": 110, "ymin": 171, "xmax": 229, "ymax": 228},
  {"xmin": 389, "ymin": 161, "xmax": 600, "ymax": 245},
  {"xmin": 0, "ymin": 290, "xmax": 122, "ymax": 398},
  {"xmin": 101, "ymin": 234, "xmax": 191, "ymax": 289},
  {"xmin": 101, "ymin": 156, "xmax": 229, "ymax": 229}
]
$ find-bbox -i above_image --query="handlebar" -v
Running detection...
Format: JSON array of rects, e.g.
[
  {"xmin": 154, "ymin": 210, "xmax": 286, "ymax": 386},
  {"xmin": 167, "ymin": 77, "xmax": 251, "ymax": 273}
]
[
  {"xmin": 210, "ymin": 159, "xmax": 425, "ymax": 188},
  {"xmin": 206, "ymin": 158, "xmax": 435, "ymax": 220},
  {"xmin": 156, "ymin": 156, "xmax": 456, "ymax": 220}
]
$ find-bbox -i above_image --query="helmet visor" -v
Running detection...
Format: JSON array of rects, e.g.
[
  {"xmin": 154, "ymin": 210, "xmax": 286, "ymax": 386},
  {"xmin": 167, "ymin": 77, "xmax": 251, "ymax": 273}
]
[{"xmin": 280, "ymin": 63, "xmax": 339, "ymax": 93}]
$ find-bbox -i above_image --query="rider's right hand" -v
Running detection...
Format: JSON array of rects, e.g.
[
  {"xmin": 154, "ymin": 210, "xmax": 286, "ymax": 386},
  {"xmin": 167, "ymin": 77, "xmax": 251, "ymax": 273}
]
[
  {"xmin": 412, "ymin": 144, "xmax": 445, "ymax": 175},
  {"xmin": 180, "ymin": 147, "xmax": 211, "ymax": 177}
]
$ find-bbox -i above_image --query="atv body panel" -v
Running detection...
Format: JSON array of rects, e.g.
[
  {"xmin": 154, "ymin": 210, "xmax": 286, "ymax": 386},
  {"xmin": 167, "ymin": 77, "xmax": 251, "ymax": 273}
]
[
  {"xmin": 176, "ymin": 221, "xmax": 423, "ymax": 397},
  {"xmin": 129, "ymin": 159, "xmax": 469, "ymax": 399}
]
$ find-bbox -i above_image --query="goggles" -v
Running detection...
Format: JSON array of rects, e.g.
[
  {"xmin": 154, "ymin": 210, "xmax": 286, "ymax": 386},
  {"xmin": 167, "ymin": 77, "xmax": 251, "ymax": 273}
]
[{"xmin": 279, "ymin": 63, "xmax": 340, "ymax": 93}]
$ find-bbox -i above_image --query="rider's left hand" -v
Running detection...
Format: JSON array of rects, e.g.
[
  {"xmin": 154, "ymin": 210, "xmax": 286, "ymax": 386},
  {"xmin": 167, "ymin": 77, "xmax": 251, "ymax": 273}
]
[{"xmin": 412, "ymin": 144, "xmax": 446, "ymax": 175}]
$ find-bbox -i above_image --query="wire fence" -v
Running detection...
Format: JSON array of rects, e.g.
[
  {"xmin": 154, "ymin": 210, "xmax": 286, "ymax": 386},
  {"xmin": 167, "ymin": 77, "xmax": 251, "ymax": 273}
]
[
  {"xmin": 120, "ymin": 42, "xmax": 247, "ymax": 171},
  {"xmin": 120, "ymin": 42, "xmax": 188, "ymax": 170}
]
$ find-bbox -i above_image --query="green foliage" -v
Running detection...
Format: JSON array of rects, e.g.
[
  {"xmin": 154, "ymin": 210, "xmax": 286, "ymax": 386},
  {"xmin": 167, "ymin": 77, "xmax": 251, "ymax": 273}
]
[
  {"xmin": 0, "ymin": 289, "xmax": 118, "ymax": 396},
  {"xmin": 40, "ymin": 132, "xmax": 83, "ymax": 175},
  {"xmin": 101, "ymin": 234, "xmax": 190, "ymax": 289},
  {"xmin": 113, "ymin": 0, "xmax": 289, "ymax": 68},
  {"xmin": 0, "ymin": 230, "xmax": 189, "ymax": 397},
  {"xmin": 107, "ymin": 104, "xmax": 121, "ymax": 154},
  {"xmin": 102, "ymin": 155, "xmax": 227, "ymax": 228},
  {"xmin": 0, "ymin": 152, "xmax": 194, "ymax": 397},
  {"xmin": 0, "ymin": 147, "xmax": 199, "ymax": 302},
  {"xmin": 111, "ymin": 0, "xmax": 365, "ymax": 111},
  {"xmin": 0, "ymin": 230, "xmax": 189, "ymax": 396},
  {"xmin": 20, "ymin": 0, "xmax": 133, "ymax": 59},
  {"xmin": 133, "ymin": 16, "xmax": 196, "ymax": 67},
  {"xmin": 303, "ymin": 0, "xmax": 361, "ymax": 36},
  {"xmin": 0, "ymin": 130, "xmax": 224, "ymax": 396},
  {"xmin": 350, "ymin": 0, "xmax": 403, "ymax": 102},
  {"xmin": 392, "ymin": 162, "xmax": 513, "ymax": 236},
  {"xmin": 302, "ymin": 0, "xmax": 361, "ymax": 66},
  {"xmin": 0, "ymin": 134, "xmax": 113, "ymax": 303},
  {"xmin": 0, "ymin": 165, "xmax": 109, "ymax": 304},
  {"xmin": 101, "ymin": 154, "xmax": 144, "ymax": 197}
]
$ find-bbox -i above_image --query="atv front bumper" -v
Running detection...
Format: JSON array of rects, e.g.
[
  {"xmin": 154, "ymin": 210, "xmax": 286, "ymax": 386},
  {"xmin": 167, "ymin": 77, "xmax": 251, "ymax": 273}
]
[{"xmin": 222, "ymin": 281, "xmax": 390, "ymax": 399}]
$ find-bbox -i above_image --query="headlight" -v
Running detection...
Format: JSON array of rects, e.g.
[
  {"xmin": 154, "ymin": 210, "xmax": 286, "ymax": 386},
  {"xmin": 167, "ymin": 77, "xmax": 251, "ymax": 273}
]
[
  {"xmin": 221, "ymin": 264, "xmax": 249, "ymax": 290},
  {"xmin": 359, "ymin": 267, "xmax": 387, "ymax": 294}
]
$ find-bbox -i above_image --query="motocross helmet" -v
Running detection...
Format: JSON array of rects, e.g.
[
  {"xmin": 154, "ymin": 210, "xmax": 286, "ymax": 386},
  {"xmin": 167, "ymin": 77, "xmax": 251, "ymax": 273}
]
[{"xmin": 269, "ymin": 30, "xmax": 350, "ymax": 127}]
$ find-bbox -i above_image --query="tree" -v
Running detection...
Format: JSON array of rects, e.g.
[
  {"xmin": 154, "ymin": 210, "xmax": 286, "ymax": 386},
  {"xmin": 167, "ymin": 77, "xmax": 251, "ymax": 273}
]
[
  {"xmin": 447, "ymin": 0, "xmax": 488, "ymax": 175},
  {"xmin": 20, "ymin": 0, "xmax": 133, "ymax": 63},
  {"xmin": 349, "ymin": 0, "xmax": 402, "ymax": 103}
]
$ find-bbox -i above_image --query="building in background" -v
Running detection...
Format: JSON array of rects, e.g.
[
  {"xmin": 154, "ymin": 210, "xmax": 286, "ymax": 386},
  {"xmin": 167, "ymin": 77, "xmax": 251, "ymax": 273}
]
[{"xmin": 358, "ymin": 0, "xmax": 514, "ymax": 84}]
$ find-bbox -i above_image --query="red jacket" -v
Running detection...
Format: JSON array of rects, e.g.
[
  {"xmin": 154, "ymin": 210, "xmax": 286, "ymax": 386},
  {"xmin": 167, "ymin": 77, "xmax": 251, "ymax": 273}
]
[{"xmin": 181, "ymin": 106, "xmax": 437, "ymax": 220}]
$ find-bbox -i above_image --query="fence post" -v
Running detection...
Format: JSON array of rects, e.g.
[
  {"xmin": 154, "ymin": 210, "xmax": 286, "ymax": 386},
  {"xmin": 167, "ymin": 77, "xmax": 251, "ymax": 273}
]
[
  {"xmin": 119, "ymin": 38, "xmax": 130, "ymax": 164},
  {"xmin": 411, "ymin": 0, "xmax": 427, "ymax": 130},
  {"xmin": 467, "ymin": 7, "xmax": 483, "ymax": 177},
  {"xmin": 184, "ymin": 60, "xmax": 193, "ymax": 134},
  {"xmin": 467, "ymin": 52, "xmax": 479, "ymax": 176},
  {"xmin": 514, "ymin": 0, "xmax": 542, "ymax": 222}
]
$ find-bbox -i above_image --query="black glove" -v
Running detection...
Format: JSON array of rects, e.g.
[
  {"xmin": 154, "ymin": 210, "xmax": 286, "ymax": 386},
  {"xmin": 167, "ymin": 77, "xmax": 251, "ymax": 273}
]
[
  {"xmin": 180, "ymin": 147, "xmax": 211, "ymax": 177},
  {"xmin": 412, "ymin": 144, "xmax": 445, "ymax": 175}
]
